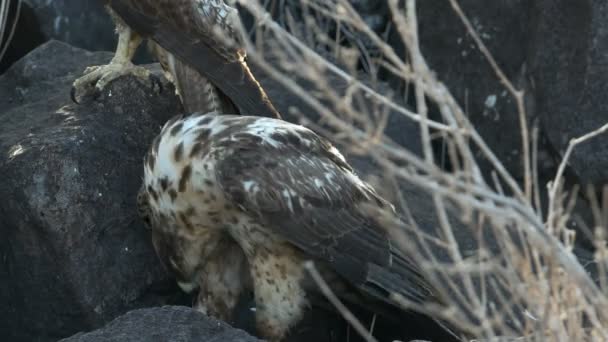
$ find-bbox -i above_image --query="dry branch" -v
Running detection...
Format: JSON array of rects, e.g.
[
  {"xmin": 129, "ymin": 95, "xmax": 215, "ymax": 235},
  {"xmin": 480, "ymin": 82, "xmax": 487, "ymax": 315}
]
[
  {"xmin": 233, "ymin": 0, "xmax": 608, "ymax": 340},
  {"xmin": 0, "ymin": 0, "xmax": 20, "ymax": 64}
]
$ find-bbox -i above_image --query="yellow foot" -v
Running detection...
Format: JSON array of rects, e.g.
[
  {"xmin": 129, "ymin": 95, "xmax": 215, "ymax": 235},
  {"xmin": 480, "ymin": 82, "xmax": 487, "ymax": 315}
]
[{"xmin": 71, "ymin": 62, "xmax": 161, "ymax": 103}]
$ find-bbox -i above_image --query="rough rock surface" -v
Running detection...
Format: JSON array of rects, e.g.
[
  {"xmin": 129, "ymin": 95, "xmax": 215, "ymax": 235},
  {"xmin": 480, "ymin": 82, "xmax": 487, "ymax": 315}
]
[
  {"xmin": 25, "ymin": 0, "xmax": 116, "ymax": 54},
  {"xmin": 60, "ymin": 305, "xmax": 437, "ymax": 342},
  {"xmin": 61, "ymin": 306, "xmax": 260, "ymax": 342},
  {"xmin": 530, "ymin": 0, "xmax": 608, "ymax": 187},
  {"xmin": 385, "ymin": 1, "xmax": 534, "ymax": 180},
  {"xmin": 0, "ymin": 40, "xmax": 183, "ymax": 342}
]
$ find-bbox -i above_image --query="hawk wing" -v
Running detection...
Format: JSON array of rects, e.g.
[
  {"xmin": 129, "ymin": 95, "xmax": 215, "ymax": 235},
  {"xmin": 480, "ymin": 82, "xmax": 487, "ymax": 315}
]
[
  {"xmin": 213, "ymin": 128, "xmax": 437, "ymax": 305},
  {"xmin": 108, "ymin": 0, "xmax": 280, "ymax": 118}
]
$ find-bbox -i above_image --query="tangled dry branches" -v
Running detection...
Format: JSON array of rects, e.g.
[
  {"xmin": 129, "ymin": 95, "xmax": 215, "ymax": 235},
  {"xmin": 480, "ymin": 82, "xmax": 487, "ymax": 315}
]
[
  {"xmin": 0, "ymin": 0, "xmax": 20, "ymax": 64},
  {"xmin": 232, "ymin": 0, "xmax": 608, "ymax": 340}
]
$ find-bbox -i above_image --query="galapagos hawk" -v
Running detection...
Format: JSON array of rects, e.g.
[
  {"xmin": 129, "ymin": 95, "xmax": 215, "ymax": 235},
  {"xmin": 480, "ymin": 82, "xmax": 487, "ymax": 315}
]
[
  {"xmin": 136, "ymin": 112, "xmax": 440, "ymax": 340},
  {"xmin": 72, "ymin": 0, "xmax": 280, "ymax": 118}
]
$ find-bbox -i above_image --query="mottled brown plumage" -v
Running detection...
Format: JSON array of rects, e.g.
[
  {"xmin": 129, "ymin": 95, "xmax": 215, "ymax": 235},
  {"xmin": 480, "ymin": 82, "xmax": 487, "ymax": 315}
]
[{"xmin": 137, "ymin": 112, "xmax": 441, "ymax": 341}]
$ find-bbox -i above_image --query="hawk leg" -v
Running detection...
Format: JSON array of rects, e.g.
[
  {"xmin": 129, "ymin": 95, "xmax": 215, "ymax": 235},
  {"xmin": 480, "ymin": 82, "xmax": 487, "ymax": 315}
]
[
  {"xmin": 71, "ymin": 11, "xmax": 157, "ymax": 103},
  {"xmin": 193, "ymin": 238, "xmax": 249, "ymax": 324},
  {"xmin": 249, "ymin": 246, "xmax": 309, "ymax": 342},
  {"xmin": 148, "ymin": 40, "xmax": 238, "ymax": 114}
]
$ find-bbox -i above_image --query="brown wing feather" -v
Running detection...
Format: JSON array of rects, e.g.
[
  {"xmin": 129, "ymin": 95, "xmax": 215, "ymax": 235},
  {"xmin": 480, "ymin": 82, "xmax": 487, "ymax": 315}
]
[
  {"xmin": 214, "ymin": 132, "xmax": 438, "ymax": 305},
  {"xmin": 108, "ymin": 0, "xmax": 281, "ymax": 118}
]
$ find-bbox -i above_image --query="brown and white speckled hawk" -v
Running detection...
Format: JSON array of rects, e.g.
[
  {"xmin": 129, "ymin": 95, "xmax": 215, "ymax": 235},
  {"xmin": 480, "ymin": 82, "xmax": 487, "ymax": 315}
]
[
  {"xmin": 72, "ymin": 0, "xmax": 279, "ymax": 117},
  {"xmin": 77, "ymin": 0, "xmax": 442, "ymax": 339},
  {"xmin": 136, "ymin": 112, "xmax": 440, "ymax": 341}
]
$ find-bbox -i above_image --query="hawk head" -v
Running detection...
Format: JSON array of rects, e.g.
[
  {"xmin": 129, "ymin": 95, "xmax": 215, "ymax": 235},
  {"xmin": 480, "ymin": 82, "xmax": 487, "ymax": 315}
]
[{"xmin": 136, "ymin": 184, "xmax": 201, "ymax": 293}]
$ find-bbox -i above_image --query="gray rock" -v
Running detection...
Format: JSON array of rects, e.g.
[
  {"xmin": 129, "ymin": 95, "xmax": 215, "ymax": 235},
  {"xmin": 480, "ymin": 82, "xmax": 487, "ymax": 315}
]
[
  {"xmin": 0, "ymin": 40, "xmax": 183, "ymax": 342},
  {"xmin": 23, "ymin": 0, "xmax": 153, "ymax": 64},
  {"xmin": 530, "ymin": 0, "xmax": 608, "ymax": 187},
  {"xmin": 25, "ymin": 0, "xmax": 116, "ymax": 53},
  {"xmin": 61, "ymin": 306, "xmax": 260, "ymax": 342},
  {"xmin": 386, "ymin": 0, "xmax": 533, "ymax": 180}
]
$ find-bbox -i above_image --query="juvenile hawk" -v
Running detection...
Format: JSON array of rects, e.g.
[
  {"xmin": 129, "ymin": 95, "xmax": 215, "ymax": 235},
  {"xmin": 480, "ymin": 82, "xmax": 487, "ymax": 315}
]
[
  {"xmin": 72, "ymin": 0, "xmax": 280, "ymax": 118},
  {"xmin": 137, "ymin": 112, "xmax": 438, "ymax": 340}
]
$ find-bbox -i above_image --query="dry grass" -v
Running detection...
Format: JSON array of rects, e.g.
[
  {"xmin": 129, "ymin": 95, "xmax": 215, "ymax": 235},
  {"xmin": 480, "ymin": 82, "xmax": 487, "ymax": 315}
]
[{"xmin": 230, "ymin": 0, "xmax": 608, "ymax": 341}]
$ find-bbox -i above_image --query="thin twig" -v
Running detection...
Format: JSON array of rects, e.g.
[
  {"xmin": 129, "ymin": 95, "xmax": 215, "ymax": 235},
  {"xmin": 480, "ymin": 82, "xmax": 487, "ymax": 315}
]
[
  {"xmin": 235, "ymin": 1, "xmax": 608, "ymax": 338},
  {"xmin": 548, "ymin": 123, "xmax": 608, "ymax": 225},
  {"xmin": 0, "ymin": 0, "xmax": 21, "ymax": 64},
  {"xmin": 448, "ymin": 0, "xmax": 532, "ymax": 204}
]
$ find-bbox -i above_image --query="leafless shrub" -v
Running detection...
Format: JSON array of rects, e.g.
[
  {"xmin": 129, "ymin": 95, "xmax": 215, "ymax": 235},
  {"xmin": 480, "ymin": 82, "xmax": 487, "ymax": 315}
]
[
  {"xmin": 0, "ymin": 0, "xmax": 21, "ymax": 64},
  {"xmin": 232, "ymin": 0, "xmax": 608, "ymax": 340}
]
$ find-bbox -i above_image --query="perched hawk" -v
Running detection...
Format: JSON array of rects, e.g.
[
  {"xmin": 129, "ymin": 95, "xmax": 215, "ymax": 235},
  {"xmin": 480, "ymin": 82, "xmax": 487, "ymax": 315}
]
[
  {"xmin": 72, "ymin": 0, "xmax": 280, "ymax": 117},
  {"xmin": 136, "ymin": 112, "xmax": 440, "ymax": 340}
]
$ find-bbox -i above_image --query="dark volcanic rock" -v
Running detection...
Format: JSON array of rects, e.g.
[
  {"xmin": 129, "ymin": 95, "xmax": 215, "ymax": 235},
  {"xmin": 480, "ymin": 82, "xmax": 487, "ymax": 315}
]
[
  {"xmin": 0, "ymin": 40, "xmax": 183, "ymax": 342},
  {"xmin": 394, "ymin": 0, "xmax": 533, "ymax": 179},
  {"xmin": 61, "ymin": 306, "xmax": 260, "ymax": 342},
  {"xmin": 530, "ymin": 0, "xmax": 608, "ymax": 187},
  {"xmin": 383, "ymin": 0, "xmax": 608, "ymax": 188},
  {"xmin": 63, "ymin": 304, "xmax": 428, "ymax": 342},
  {"xmin": 23, "ymin": 0, "xmax": 153, "ymax": 64},
  {"xmin": 25, "ymin": 0, "xmax": 116, "ymax": 53}
]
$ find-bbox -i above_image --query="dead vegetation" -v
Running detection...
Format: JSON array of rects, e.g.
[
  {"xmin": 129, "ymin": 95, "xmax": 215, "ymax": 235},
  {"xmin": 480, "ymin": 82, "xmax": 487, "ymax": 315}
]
[
  {"xmin": 0, "ymin": 0, "xmax": 21, "ymax": 64},
  {"xmin": 230, "ymin": 0, "xmax": 608, "ymax": 341}
]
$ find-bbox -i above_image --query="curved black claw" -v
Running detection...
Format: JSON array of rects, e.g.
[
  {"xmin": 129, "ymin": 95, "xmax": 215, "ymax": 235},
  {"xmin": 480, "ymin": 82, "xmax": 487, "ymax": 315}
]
[{"xmin": 71, "ymin": 84, "xmax": 99, "ymax": 104}]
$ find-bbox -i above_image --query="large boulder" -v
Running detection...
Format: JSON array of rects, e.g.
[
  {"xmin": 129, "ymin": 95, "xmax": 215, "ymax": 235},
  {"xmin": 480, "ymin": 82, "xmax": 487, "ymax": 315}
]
[
  {"xmin": 386, "ymin": 0, "xmax": 533, "ymax": 180},
  {"xmin": 60, "ymin": 305, "xmax": 439, "ymax": 342},
  {"xmin": 61, "ymin": 306, "xmax": 260, "ymax": 342},
  {"xmin": 23, "ymin": 0, "xmax": 154, "ymax": 65},
  {"xmin": 24, "ymin": 0, "xmax": 116, "ymax": 53},
  {"xmin": 390, "ymin": 0, "xmax": 608, "ymax": 189},
  {"xmin": 0, "ymin": 40, "xmax": 183, "ymax": 342},
  {"xmin": 530, "ymin": 0, "xmax": 608, "ymax": 187}
]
